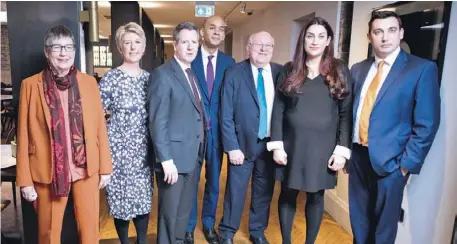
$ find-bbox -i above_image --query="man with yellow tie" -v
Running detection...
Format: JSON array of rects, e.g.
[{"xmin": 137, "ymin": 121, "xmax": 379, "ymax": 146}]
[{"xmin": 348, "ymin": 11, "xmax": 440, "ymax": 244}]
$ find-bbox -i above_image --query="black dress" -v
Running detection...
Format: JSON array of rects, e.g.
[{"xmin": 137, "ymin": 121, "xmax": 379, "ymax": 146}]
[{"xmin": 270, "ymin": 62, "xmax": 353, "ymax": 192}]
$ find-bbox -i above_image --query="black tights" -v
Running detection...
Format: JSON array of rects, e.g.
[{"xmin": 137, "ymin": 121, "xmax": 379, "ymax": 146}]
[
  {"xmin": 114, "ymin": 213, "xmax": 150, "ymax": 244},
  {"xmin": 278, "ymin": 184, "xmax": 325, "ymax": 244}
]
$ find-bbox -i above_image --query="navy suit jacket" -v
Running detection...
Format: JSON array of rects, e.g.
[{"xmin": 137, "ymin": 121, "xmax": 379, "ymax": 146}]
[
  {"xmin": 220, "ymin": 59, "xmax": 283, "ymax": 161},
  {"xmin": 192, "ymin": 48, "xmax": 235, "ymax": 148},
  {"xmin": 351, "ymin": 50, "xmax": 440, "ymax": 175}
]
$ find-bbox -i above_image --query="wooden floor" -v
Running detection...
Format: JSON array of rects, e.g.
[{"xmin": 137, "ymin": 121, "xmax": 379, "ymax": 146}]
[
  {"xmin": 0, "ymin": 154, "xmax": 352, "ymax": 244},
  {"xmin": 98, "ymin": 155, "xmax": 353, "ymax": 244}
]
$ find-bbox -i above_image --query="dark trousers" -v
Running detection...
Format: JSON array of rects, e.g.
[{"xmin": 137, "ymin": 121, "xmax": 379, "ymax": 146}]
[
  {"xmin": 156, "ymin": 169, "xmax": 198, "ymax": 244},
  {"xmin": 218, "ymin": 139, "xmax": 275, "ymax": 239},
  {"xmin": 278, "ymin": 185, "xmax": 325, "ymax": 244},
  {"xmin": 114, "ymin": 213, "xmax": 150, "ymax": 244},
  {"xmin": 349, "ymin": 144, "xmax": 409, "ymax": 244},
  {"xmin": 187, "ymin": 130, "xmax": 223, "ymax": 231}
]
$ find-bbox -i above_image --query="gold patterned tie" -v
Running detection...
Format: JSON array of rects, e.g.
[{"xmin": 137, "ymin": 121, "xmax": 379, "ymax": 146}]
[{"xmin": 359, "ymin": 61, "xmax": 385, "ymax": 146}]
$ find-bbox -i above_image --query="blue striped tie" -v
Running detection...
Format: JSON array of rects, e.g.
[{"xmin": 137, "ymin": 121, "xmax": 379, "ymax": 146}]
[{"xmin": 257, "ymin": 68, "xmax": 267, "ymax": 139}]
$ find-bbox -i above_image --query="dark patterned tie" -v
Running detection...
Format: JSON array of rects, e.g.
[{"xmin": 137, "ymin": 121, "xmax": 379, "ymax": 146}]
[
  {"xmin": 207, "ymin": 55, "xmax": 215, "ymax": 97},
  {"xmin": 185, "ymin": 68, "xmax": 205, "ymax": 141}
]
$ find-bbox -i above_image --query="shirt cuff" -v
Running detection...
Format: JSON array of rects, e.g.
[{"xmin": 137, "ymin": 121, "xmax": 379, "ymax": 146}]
[
  {"xmin": 333, "ymin": 145, "xmax": 351, "ymax": 160},
  {"xmin": 161, "ymin": 159, "xmax": 174, "ymax": 165},
  {"xmin": 267, "ymin": 141, "xmax": 284, "ymax": 151}
]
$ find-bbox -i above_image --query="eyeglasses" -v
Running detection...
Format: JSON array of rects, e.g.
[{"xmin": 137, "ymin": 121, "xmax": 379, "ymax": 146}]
[
  {"xmin": 249, "ymin": 43, "xmax": 274, "ymax": 50},
  {"xmin": 47, "ymin": 44, "xmax": 75, "ymax": 52}
]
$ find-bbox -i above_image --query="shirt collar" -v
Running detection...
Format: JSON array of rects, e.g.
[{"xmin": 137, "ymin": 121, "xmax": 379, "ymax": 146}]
[
  {"xmin": 375, "ymin": 46, "xmax": 401, "ymax": 66},
  {"xmin": 251, "ymin": 62, "xmax": 271, "ymax": 73},
  {"xmin": 174, "ymin": 56, "xmax": 191, "ymax": 71},
  {"xmin": 201, "ymin": 46, "xmax": 218, "ymax": 61}
]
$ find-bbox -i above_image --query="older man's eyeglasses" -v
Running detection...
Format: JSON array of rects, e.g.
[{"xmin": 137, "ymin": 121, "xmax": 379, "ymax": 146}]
[
  {"xmin": 249, "ymin": 43, "xmax": 274, "ymax": 50},
  {"xmin": 47, "ymin": 44, "xmax": 75, "ymax": 52}
]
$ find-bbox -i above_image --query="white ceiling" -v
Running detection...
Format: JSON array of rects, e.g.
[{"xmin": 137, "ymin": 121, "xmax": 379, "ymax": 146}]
[{"xmin": 97, "ymin": 1, "xmax": 275, "ymax": 43}]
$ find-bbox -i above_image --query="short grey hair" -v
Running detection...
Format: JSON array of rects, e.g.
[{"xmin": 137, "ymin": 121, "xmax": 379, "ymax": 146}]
[
  {"xmin": 173, "ymin": 22, "xmax": 199, "ymax": 42},
  {"xmin": 115, "ymin": 22, "xmax": 146, "ymax": 53},
  {"xmin": 44, "ymin": 25, "xmax": 75, "ymax": 48}
]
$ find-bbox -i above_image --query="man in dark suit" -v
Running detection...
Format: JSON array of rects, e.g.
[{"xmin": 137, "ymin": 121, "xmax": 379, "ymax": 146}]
[
  {"xmin": 185, "ymin": 15, "xmax": 236, "ymax": 244},
  {"xmin": 148, "ymin": 22, "xmax": 206, "ymax": 244},
  {"xmin": 218, "ymin": 31, "xmax": 283, "ymax": 244},
  {"xmin": 349, "ymin": 11, "xmax": 441, "ymax": 244}
]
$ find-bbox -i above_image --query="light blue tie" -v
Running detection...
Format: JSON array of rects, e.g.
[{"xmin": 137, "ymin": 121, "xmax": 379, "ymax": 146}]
[{"xmin": 257, "ymin": 68, "xmax": 267, "ymax": 139}]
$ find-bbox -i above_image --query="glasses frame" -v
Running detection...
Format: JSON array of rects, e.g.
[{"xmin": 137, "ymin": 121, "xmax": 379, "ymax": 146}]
[{"xmin": 46, "ymin": 44, "xmax": 76, "ymax": 52}]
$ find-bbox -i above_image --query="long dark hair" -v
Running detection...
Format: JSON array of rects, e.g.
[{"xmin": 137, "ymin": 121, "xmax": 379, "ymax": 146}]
[{"xmin": 280, "ymin": 17, "xmax": 348, "ymax": 99}]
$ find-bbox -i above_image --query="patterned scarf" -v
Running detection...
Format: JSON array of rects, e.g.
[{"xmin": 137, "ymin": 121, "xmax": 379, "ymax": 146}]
[{"xmin": 42, "ymin": 64, "xmax": 87, "ymax": 197}]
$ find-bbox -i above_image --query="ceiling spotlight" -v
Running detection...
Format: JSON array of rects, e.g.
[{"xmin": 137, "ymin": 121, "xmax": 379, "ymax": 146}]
[{"xmin": 240, "ymin": 3, "xmax": 246, "ymax": 14}]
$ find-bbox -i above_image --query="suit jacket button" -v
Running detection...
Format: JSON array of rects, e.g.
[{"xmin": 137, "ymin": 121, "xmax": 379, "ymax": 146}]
[
  {"xmin": 255, "ymin": 129, "xmax": 258, "ymax": 132},
  {"xmin": 197, "ymin": 135, "xmax": 200, "ymax": 138}
]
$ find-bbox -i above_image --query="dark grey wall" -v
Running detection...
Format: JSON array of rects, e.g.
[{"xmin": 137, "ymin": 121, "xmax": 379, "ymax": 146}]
[
  {"xmin": 110, "ymin": 1, "xmax": 140, "ymax": 68},
  {"xmin": 141, "ymin": 9, "xmax": 155, "ymax": 71},
  {"xmin": 7, "ymin": 1, "xmax": 81, "ymax": 111}
]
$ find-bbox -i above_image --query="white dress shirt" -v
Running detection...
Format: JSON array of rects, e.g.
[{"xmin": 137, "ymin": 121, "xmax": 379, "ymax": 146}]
[
  {"xmin": 353, "ymin": 47, "xmax": 401, "ymax": 144},
  {"xmin": 174, "ymin": 56, "xmax": 201, "ymax": 99},
  {"xmin": 201, "ymin": 46, "xmax": 218, "ymax": 80},
  {"xmin": 251, "ymin": 63, "xmax": 275, "ymax": 138}
]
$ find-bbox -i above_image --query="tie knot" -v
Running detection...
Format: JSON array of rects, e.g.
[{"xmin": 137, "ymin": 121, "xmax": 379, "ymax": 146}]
[
  {"xmin": 185, "ymin": 68, "xmax": 193, "ymax": 76},
  {"xmin": 378, "ymin": 61, "xmax": 385, "ymax": 69},
  {"xmin": 258, "ymin": 68, "xmax": 263, "ymax": 73},
  {"xmin": 208, "ymin": 55, "xmax": 214, "ymax": 61}
]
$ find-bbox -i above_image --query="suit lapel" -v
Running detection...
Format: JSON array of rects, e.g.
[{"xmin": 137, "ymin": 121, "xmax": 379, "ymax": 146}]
[
  {"xmin": 170, "ymin": 58, "xmax": 199, "ymax": 112},
  {"xmin": 373, "ymin": 50, "xmax": 407, "ymax": 108},
  {"xmin": 37, "ymin": 72, "xmax": 51, "ymax": 130},
  {"xmin": 193, "ymin": 48, "xmax": 209, "ymax": 101},
  {"xmin": 243, "ymin": 60, "xmax": 259, "ymax": 107},
  {"xmin": 270, "ymin": 63, "xmax": 281, "ymax": 87},
  {"xmin": 353, "ymin": 58, "xmax": 374, "ymax": 122},
  {"xmin": 76, "ymin": 73, "xmax": 91, "ymax": 137}
]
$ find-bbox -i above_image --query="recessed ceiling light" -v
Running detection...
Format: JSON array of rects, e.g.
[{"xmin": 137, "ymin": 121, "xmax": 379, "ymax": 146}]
[
  {"xmin": 161, "ymin": 34, "xmax": 172, "ymax": 38},
  {"xmin": 0, "ymin": 11, "xmax": 7, "ymax": 23},
  {"xmin": 164, "ymin": 40, "xmax": 174, "ymax": 43},
  {"xmin": 139, "ymin": 2, "xmax": 163, "ymax": 8},
  {"xmin": 154, "ymin": 24, "xmax": 175, "ymax": 28},
  {"xmin": 98, "ymin": 1, "xmax": 111, "ymax": 8}
]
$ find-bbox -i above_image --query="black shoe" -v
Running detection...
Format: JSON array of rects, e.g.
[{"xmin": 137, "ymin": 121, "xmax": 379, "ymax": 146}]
[
  {"xmin": 203, "ymin": 228, "xmax": 220, "ymax": 243},
  {"xmin": 249, "ymin": 236, "xmax": 270, "ymax": 244},
  {"xmin": 185, "ymin": 232, "xmax": 194, "ymax": 244},
  {"xmin": 219, "ymin": 237, "xmax": 233, "ymax": 244}
]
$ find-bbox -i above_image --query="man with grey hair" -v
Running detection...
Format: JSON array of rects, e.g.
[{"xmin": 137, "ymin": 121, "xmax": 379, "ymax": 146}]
[
  {"xmin": 218, "ymin": 31, "xmax": 283, "ymax": 244},
  {"xmin": 147, "ymin": 21, "xmax": 207, "ymax": 244}
]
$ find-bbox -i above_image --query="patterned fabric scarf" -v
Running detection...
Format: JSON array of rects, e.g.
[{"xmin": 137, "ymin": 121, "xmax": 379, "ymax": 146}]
[{"xmin": 42, "ymin": 64, "xmax": 87, "ymax": 197}]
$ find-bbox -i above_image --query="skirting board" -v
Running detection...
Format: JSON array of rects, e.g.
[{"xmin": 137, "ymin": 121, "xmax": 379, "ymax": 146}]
[{"xmin": 324, "ymin": 190, "xmax": 352, "ymax": 234}]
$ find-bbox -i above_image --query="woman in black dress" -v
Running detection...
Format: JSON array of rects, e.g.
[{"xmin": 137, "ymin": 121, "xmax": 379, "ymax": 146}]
[{"xmin": 267, "ymin": 17, "xmax": 353, "ymax": 244}]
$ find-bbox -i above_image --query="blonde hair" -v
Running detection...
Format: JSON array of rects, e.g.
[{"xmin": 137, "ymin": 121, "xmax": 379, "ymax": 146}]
[{"xmin": 115, "ymin": 22, "xmax": 146, "ymax": 53}]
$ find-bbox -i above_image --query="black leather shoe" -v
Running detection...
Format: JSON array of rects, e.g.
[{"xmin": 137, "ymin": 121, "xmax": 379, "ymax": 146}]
[
  {"xmin": 185, "ymin": 232, "xmax": 194, "ymax": 244},
  {"xmin": 249, "ymin": 236, "xmax": 270, "ymax": 244},
  {"xmin": 203, "ymin": 228, "xmax": 220, "ymax": 243},
  {"xmin": 219, "ymin": 237, "xmax": 233, "ymax": 244}
]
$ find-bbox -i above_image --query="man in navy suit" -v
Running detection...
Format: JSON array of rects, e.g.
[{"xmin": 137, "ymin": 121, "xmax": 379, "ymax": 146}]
[
  {"xmin": 185, "ymin": 15, "xmax": 235, "ymax": 244},
  {"xmin": 349, "ymin": 11, "xmax": 441, "ymax": 244},
  {"xmin": 218, "ymin": 31, "xmax": 283, "ymax": 244}
]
